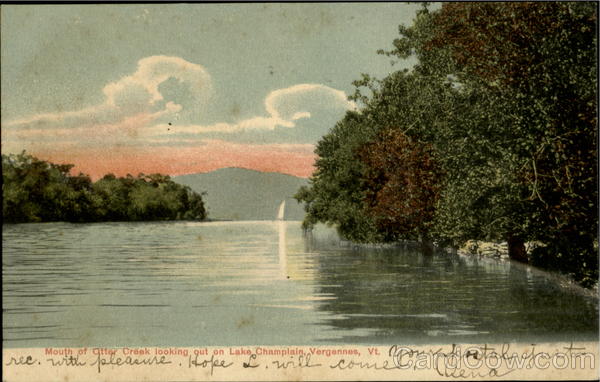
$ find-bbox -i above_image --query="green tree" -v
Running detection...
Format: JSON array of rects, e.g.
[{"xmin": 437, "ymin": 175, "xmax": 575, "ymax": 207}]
[
  {"xmin": 297, "ymin": 2, "xmax": 597, "ymax": 286},
  {"xmin": 295, "ymin": 111, "xmax": 382, "ymax": 242},
  {"xmin": 2, "ymin": 153, "xmax": 207, "ymax": 224},
  {"xmin": 423, "ymin": 2, "xmax": 597, "ymax": 282},
  {"xmin": 91, "ymin": 174, "xmax": 131, "ymax": 221}
]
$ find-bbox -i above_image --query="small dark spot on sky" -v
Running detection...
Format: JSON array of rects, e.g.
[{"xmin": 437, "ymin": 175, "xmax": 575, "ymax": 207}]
[{"xmin": 230, "ymin": 103, "xmax": 241, "ymax": 118}]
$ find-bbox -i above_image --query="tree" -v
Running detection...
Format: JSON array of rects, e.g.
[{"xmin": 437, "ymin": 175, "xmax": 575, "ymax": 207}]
[
  {"xmin": 295, "ymin": 111, "xmax": 382, "ymax": 242},
  {"xmin": 424, "ymin": 2, "xmax": 597, "ymax": 282},
  {"xmin": 2, "ymin": 153, "xmax": 208, "ymax": 224},
  {"xmin": 296, "ymin": 2, "xmax": 597, "ymax": 286},
  {"xmin": 361, "ymin": 129, "xmax": 443, "ymax": 246},
  {"xmin": 91, "ymin": 174, "xmax": 131, "ymax": 221}
]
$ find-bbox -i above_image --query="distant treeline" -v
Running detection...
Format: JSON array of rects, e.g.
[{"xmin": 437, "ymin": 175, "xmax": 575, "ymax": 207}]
[
  {"xmin": 2, "ymin": 152, "xmax": 207, "ymax": 223},
  {"xmin": 296, "ymin": 3, "xmax": 597, "ymax": 286}
]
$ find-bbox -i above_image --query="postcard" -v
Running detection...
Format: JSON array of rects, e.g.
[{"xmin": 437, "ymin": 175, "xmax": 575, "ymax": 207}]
[{"xmin": 2, "ymin": 3, "xmax": 598, "ymax": 381}]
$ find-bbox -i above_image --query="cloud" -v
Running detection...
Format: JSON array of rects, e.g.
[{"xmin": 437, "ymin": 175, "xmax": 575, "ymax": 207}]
[
  {"xmin": 144, "ymin": 83, "xmax": 357, "ymax": 138},
  {"xmin": 263, "ymin": 83, "xmax": 356, "ymax": 128},
  {"xmin": 3, "ymin": 76, "xmax": 356, "ymax": 150},
  {"xmin": 2, "ymin": 56, "xmax": 356, "ymax": 180},
  {"xmin": 4, "ymin": 55, "xmax": 211, "ymax": 130},
  {"xmin": 1, "ymin": 102, "xmax": 184, "ymax": 150},
  {"xmin": 103, "ymin": 55, "xmax": 211, "ymax": 108}
]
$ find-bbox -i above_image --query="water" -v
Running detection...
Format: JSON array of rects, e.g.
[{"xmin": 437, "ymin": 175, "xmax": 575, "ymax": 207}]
[{"xmin": 3, "ymin": 221, "xmax": 598, "ymax": 347}]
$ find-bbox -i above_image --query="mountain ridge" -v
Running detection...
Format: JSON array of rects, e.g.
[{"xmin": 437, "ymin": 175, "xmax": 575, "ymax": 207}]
[
  {"xmin": 173, "ymin": 167, "xmax": 308, "ymax": 221},
  {"xmin": 177, "ymin": 166, "xmax": 309, "ymax": 180}
]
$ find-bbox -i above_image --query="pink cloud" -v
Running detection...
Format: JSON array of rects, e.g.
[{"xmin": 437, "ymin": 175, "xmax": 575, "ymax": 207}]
[{"xmin": 32, "ymin": 140, "xmax": 316, "ymax": 180}]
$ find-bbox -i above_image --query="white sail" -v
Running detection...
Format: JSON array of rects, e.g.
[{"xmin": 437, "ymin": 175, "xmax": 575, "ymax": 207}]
[
  {"xmin": 277, "ymin": 200, "xmax": 288, "ymax": 279},
  {"xmin": 277, "ymin": 200, "xmax": 286, "ymax": 220}
]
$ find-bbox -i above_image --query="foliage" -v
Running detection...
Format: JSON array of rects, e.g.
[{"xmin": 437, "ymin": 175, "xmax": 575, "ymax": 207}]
[
  {"xmin": 425, "ymin": 2, "xmax": 597, "ymax": 284},
  {"xmin": 2, "ymin": 152, "xmax": 206, "ymax": 223},
  {"xmin": 361, "ymin": 129, "xmax": 443, "ymax": 241},
  {"xmin": 295, "ymin": 112, "xmax": 383, "ymax": 242},
  {"xmin": 296, "ymin": 2, "xmax": 597, "ymax": 286}
]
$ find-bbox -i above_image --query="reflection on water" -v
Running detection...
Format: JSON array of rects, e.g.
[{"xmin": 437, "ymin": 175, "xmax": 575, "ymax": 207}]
[
  {"xmin": 2, "ymin": 221, "xmax": 598, "ymax": 347},
  {"xmin": 278, "ymin": 221, "xmax": 287, "ymax": 280},
  {"xmin": 311, "ymin": 241, "xmax": 598, "ymax": 344}
]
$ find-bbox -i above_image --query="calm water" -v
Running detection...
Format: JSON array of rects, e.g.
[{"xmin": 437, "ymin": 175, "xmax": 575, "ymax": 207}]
[{"xmin": 3, "ymin": 221, "xmax": 598, "ymax": 347}]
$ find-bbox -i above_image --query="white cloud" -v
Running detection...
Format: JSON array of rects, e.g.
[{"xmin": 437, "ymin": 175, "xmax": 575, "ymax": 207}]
[
  {"xmin": 4, "ymin": 55, "xmax": 211, "ymax": 130},
  {"xmin": 3, "ymin": 55, "xmax": 355, "ymax": 150},
  {"xmin": 264, "ymin": 83, "xmax": 356, "ymax": 124},
  {"xmin": 144, "ymin": 83, "xmax": 357, "ymax": 138},
  {"xmin": 103, "ymin": 55, "xmax": 211, "ymax": 108},
  {"xmin": 291, "ymin": 111, "xmax": 311, "ymax": 121}
]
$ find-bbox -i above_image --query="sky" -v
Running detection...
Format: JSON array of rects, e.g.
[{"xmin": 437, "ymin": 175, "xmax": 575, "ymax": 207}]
[{"xmin": 1, "ymin": 4, "xmax": 420, "ymax": 179}]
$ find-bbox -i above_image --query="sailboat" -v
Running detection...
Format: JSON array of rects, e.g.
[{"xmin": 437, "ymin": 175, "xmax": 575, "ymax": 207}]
[
  {"xmin": 277, "ymin": 200, "xmax": 286, "ymax": 221},
  {"xmin": 277, "ymin": 200, "xmax": 288, "ymax": 279}
]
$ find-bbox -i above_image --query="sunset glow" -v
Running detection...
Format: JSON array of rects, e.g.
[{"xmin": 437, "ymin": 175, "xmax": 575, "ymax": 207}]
[{"xmin": 31, "ymin": 141, "xmax": 317, "ymax": 180}]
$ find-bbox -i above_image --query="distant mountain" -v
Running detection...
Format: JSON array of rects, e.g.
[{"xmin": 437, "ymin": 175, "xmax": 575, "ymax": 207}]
[{"xmin": 173, "ymin": 167, "xmax": 308, "ymax": 221}]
